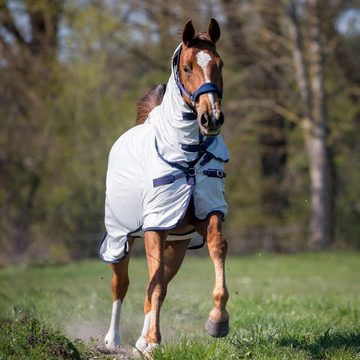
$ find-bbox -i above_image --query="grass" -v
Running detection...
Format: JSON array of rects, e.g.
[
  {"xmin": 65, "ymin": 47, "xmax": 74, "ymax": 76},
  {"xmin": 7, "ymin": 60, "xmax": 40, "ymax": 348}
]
[
  {"xmin": 0, "ymin": 317, "xmax": 81, "ymax": 359},
  {"xmin": 0, "ymin": 252, "xmax": 359, "ymax": 359}
]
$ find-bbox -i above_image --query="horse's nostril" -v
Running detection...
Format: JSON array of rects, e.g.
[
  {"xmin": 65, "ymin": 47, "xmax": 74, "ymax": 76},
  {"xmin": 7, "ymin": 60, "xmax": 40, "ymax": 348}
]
[
  {"xmin": 218, "ymin": 112, "xmax": 224, "ymax": 125},
  {"xmin": 200, "ymin": 113, "xmax": 209, "ymax": 127}
]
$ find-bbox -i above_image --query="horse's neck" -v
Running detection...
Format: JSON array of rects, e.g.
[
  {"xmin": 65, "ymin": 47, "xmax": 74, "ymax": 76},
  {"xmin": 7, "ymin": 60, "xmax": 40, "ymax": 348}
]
[
  {"xmin": 151, "ymin": 75, "xmax": 201, "ymax": 163},
  {"xmin": 160, "ymin": 75, "xmax": 198, "ymax": 138}
]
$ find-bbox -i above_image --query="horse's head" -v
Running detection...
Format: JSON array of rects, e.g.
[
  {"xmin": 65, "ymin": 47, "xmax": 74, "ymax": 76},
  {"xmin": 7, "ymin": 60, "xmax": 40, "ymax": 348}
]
[{"xmin": 178, "ymin": 18, "xmax": 224, "ymax": 137}]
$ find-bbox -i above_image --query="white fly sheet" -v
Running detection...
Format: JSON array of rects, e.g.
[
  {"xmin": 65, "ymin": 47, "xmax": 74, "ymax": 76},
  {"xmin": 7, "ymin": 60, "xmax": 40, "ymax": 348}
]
[{"xmin": 99, "ymin": 44, "xmax": 229, "ymax": 263}]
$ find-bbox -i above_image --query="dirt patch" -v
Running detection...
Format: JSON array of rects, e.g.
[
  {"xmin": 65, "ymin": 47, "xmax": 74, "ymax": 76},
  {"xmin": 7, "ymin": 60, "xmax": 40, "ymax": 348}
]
[
  {"xmin": 66, "ymin": 320, "xmax": 108, "ymax": 344},
  {"xmin": 95, "ymin": 345, "xmax": 135, "ymax": 359},
  {"xmin": 65, "ymin": 319, "xmax": 138, "ymax": 359}
]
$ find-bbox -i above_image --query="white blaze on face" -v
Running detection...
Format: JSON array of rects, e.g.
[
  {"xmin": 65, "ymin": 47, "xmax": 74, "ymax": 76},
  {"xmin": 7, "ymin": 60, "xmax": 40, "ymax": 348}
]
[{"xmin": 196, "ymin": 51, "xmax": 216, "ymax": 111}]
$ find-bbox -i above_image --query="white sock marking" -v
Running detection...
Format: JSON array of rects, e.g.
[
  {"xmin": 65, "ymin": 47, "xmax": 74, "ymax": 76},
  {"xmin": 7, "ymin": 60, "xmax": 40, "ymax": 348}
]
[
  {"xmin": 105, "ymin": 299, "xmax": 122, "ymax": 349},
  {"xmin": 141, "ymin": 312, "xmax": 151, "ymax": 337},
  {"xmin": 134, "ymin": 312, "xmax": 151, "ymax": 355}
]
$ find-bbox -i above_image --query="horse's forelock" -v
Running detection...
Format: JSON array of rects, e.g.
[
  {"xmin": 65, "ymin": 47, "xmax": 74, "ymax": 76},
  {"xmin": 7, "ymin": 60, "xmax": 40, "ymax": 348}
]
[{"xmin": 186, "ymin": 33, "xmax": 217, "ymax": 49}]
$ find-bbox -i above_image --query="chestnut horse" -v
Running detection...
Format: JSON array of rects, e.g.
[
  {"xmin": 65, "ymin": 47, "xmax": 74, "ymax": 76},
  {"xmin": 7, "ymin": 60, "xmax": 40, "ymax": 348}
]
[{"xmin": 101, "ymin": 19, "xmax": 229, "ymax": 356}]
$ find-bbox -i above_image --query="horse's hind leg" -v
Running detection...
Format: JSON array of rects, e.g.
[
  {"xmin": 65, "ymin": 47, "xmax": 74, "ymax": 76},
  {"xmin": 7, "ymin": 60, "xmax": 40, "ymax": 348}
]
[
  {"xmin": 198, "ymin": 214, "xmax": 229, "ymax": 337},
  {"xmin": 135, "ymin": 235, "xmax": 189, "ymax": 355},
  {"xmin": 104, "ymin": 237, "xmax": 135, "ymax": 350}
]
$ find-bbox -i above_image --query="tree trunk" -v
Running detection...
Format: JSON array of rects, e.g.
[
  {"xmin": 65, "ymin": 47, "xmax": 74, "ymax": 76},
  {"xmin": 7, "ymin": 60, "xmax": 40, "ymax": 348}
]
[
  {"xmin": 307, "ymin": 0, "xmax": 332, "ymax": 249},
  {"xmin": 288, "ymin": 0, "xmax": 332, "ymax": 250},
  {"xmin": 302, "ymin": 119, "xmax": 331, "ymax": 249}
]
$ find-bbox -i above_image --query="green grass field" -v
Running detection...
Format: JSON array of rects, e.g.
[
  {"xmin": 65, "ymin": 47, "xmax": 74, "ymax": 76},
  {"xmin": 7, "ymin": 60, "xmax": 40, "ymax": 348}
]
[{"xmin": 0, "ymin": 252, "xmax": 359, "ymax": 359}]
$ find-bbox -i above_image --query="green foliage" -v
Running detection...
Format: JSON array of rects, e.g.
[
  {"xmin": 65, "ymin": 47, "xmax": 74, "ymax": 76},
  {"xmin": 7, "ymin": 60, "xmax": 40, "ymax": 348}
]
[
  {"xmin": 0, "ymin": 315, "xmax": 125, "ymax": 359},
  {"xmin": 0, "ymin": 317, "xmax": 81, "ymax": 360},
  {"xmin": 0, "ymin": 1, "xmax": 359, "ymax": 259}
]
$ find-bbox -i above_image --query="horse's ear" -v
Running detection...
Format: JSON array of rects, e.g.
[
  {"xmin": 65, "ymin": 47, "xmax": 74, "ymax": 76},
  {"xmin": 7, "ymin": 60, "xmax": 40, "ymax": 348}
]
[
  {"xmin": 182, "ymin": 20, "xmax": 195, "ymax": 46},
  {"xmin": 208, "ymin": 18, "xmax": 221, "ymax": 44}
]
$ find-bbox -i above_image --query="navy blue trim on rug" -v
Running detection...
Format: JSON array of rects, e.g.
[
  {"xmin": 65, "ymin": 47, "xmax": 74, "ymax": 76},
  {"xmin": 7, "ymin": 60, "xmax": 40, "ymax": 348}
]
[
  {"xmin": 98, "ymin": 231, "xmax": 107, "ymax": 261},
  {"xmin": 194, "ymin": 210, "xmax": 226, "ymax": 223},
  {"xmin": 128, "ymin": 226, "xmax": 143, "ymax": 237},
  {"xmin": 187, "ymin": 237, "xmax": 205, "ymax": 250},
  {"xmin": 208, "ymin": 153, "xmax": 230, "ymax": 163},
  {"xmin": 181, "ymin": 136, "xmax": 215, "ymax": 153},
  {"xmin": 153, "ymin": 172, "xmax": 186, "ymax": 188},
  {"xmin": 168, "ymin": 229, "xmax": 196, "ymax": 237},
  {"xmin": 182, "ymin": 112, "xmax": 197, "ymax": 121}
]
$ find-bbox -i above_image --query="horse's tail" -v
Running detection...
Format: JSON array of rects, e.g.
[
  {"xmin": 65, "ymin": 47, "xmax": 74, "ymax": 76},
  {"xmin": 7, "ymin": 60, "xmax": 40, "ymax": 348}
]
[{"xmin": 135, "ymin": 84, "xmax": 166, "ymax": 125}]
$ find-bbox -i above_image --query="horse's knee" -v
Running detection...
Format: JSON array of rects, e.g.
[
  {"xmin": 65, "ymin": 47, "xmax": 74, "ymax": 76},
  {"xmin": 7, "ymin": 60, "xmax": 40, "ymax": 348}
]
[{"xmin": 208, "ymin": 235, "xmax": 228, "ymax": 260}]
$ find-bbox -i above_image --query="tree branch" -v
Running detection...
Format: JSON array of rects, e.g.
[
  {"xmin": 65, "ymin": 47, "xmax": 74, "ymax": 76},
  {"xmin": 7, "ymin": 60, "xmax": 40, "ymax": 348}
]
[{"xmin": 0, "ymin": 1, "xmax": 27, "ymax": 45}]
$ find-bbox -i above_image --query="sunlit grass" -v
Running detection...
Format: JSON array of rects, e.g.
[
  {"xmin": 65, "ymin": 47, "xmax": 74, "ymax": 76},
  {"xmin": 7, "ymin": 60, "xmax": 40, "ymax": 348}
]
[{"xmin": 0, "ymin": 252, "xmax": 359, "ymax": 359}]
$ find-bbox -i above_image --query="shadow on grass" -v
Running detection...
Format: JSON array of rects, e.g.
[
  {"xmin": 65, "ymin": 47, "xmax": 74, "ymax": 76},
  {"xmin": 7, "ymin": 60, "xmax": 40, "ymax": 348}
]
[
  {"xmin": 229, "ymin": 328, "xmax": 360, "ymax": 359},
  {"xmin": 278, "ymin": 329, "xmax": 360, "ymax": 359}
]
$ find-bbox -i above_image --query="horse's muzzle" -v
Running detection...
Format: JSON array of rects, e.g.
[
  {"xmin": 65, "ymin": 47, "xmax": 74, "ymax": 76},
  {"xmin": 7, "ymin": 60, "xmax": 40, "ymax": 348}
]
[{"xmin": 198, "ymin": 111, "xmax": 224, "ymax": 136}]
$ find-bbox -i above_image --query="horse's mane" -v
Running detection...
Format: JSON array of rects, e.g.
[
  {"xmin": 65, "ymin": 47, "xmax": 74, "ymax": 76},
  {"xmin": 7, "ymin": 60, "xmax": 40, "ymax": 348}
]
[{"xmin": 135, "ymin": 84, "xmax": 166, "ymax": 125}]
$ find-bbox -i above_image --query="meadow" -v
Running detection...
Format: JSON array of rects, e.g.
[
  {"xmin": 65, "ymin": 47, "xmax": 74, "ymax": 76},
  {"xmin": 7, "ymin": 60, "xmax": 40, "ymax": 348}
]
[{"xmin": 0, "ymin": 252, "xmax": 359, "ymax": 359}]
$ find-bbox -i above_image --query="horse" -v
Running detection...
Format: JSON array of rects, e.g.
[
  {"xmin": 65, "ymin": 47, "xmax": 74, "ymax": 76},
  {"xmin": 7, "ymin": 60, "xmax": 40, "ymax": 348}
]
[{"xmin": 100, "ymin": 18, "xmax": 229, "ymax": 356}]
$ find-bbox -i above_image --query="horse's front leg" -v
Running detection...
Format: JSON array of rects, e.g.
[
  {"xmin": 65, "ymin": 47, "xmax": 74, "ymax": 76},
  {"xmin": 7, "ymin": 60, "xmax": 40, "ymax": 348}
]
[
  {"xmin": 203, "ymin": 214, "xmax": 229, "ymax": 337},
  {"xmin": 104, "ymin": 237, "xmax": 134, "ymax": 349},
  {"xmin": 142, "ymin": 230, "xmax": 168, "ymax": 354}
]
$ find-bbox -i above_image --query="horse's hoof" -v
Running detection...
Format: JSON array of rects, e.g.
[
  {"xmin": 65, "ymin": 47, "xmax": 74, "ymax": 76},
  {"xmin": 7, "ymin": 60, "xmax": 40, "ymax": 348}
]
[
  {"xmin": 143, "ymin": 343, "xmax": 160, "ymax": 358},
  {"xmin": 133, "ymin": 336, "xmax": 148, "ymax": 356},
  {"xmin": 104, "ymin": 332, "xmax": 121, "ymax": 350},
  {"xmin": 205, "ymin": 318, "xmax": 229, "ymax": 337}
]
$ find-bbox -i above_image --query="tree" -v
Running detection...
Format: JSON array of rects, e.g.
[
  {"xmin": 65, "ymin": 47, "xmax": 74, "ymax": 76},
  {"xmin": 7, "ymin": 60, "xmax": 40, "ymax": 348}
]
[
  {"xmin": 0, "ymin": 0, "xmax": 64, "ymax": 254},
  {"xmin": 287, "ymin": 0, "xmax": 333, "ymax": 250},
  {"xmin": 221, "ymin": 0, "xmax": 290, "ymax": 250}
]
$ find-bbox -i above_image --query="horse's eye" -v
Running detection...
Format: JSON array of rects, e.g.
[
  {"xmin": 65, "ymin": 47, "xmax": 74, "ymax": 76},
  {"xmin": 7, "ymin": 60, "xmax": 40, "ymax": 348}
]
[{"xmin": 183, "ymin": 64, "xmax": 192, "ymax": 74}]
